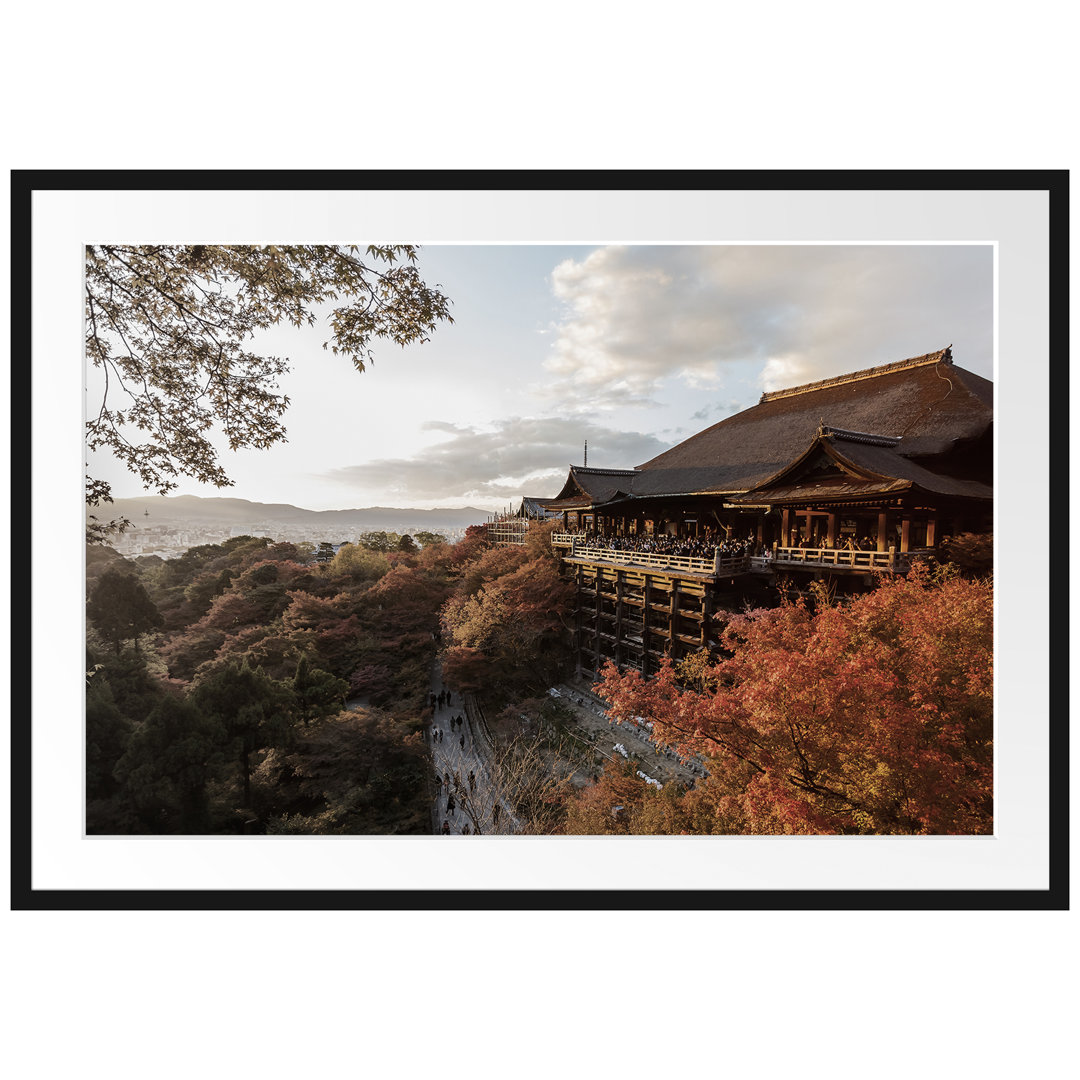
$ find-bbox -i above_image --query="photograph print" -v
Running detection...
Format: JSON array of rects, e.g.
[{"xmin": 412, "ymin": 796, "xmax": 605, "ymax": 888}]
[{"xmin": 82, "ymin": 239, "xmax": 995, "ymax": 841}]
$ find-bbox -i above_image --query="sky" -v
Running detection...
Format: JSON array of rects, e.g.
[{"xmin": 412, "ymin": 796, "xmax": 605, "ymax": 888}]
[{"xmin": 86, "ymin": 243, "xmax": 994, "ymax": 513}]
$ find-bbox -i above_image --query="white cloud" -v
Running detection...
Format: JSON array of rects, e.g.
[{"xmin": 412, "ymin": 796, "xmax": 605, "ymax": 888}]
[
  {"xmin": 758, "ymin": 355, "xmax": 817, "ymax": 393},
  {"xmin": 321, "ymin": 417, "xmax": 672, "ymax": 506},
  {"xmin": 540, "ymin": 244, "xmax": 993, "ymax": 407}
]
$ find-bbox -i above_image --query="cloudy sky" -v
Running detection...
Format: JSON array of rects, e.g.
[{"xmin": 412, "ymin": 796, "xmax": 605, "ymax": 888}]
[{"xmin": 87, "ymin": 244, "xmax": 994, "ymax": 512}]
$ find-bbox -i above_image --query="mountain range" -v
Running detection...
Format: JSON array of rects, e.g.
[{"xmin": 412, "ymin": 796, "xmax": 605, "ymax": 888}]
[{"xmin": 93, "ymin": 495, "xmax": 491, "ymax": 533}]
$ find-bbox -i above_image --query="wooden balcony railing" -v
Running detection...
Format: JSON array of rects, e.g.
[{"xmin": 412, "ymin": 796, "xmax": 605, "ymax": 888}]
[
  {"xmin": 553, "ymin": 533, "xmax": 933, "ymax": 576},
  {"xmin": 554, "ymin": 534, "xmax": 751, "ymax": 576},
  {"xmin": 767, "ymin": 546, "xmax": 933, "ymax": 572},
  {"xmin": 488, "ymin": 523, "xmax": 528, "ymax": 546}
]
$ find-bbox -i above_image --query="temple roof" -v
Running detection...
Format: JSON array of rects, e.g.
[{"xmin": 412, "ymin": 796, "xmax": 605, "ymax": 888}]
[
  {"xmin": 517, "ymin": 497, "xmax": 561, "ymax": 519},
  {"xmin": 543, "ymin": 465, "xmax": 639, "ymax": 509},
  {"xmin": 537, "ymin": 349, "xmax": 992, "ymax": 511},
  {"xmin": 631, "ymin": 347, "xmax": 990, "ymax": 498},
  {"xmin": 729, "ymin": 427, "xmax": 993, "ymax": 505}
]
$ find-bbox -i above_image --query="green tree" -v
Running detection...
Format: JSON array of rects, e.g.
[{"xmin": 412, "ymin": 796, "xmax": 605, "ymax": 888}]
[
  {"xmin": 413, "ymin": 531, "xmax": 447, "ymax": 549},
  {"xmin": 85, "ymin": 675, "xmax": 133, "ymax": 802},
  {"xmin": 85, "ymin": 244, "xmax": 453, "ymax": 513},
  {"xmin": 112, "ymin": 695, "xmax": 221, "ymax": 833},
  {"xmin": 356, "ymin": 531, "xmax": 399, "ymax": 553},
  {"xmin": 261, "ymin": 708, "xmax": 430, "ymax": 834},
  {"xmin": 192, "ymin": 659, "xmax": 297, "ymax": 809},
  {"xmin": 326, "ymin": 542, "xmax": 389, "ymax": 582},
  {"xmin": 292, "ymin": 655, "xmax": 349, "ymax": 726},
  {"xmin": 87, "ymin": 569, "xmax": 164, "ymax": 655}
]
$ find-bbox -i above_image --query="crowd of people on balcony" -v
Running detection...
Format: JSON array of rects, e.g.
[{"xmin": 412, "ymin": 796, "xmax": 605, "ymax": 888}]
[
  {"xmin": 787, "ymin": 533, "xmax": 881, "ymax": 551},
  {"xmin": 563, "ymin": 528, "xmax": 759, "ymax": 561},
  {"xmin": 554, "ymin": 525, "xmax": 903, "ymax": 559}
]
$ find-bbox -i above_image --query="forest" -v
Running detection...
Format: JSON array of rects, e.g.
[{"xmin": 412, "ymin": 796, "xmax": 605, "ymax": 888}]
[
  {"xmin": 85, "ymin": 521, "xmax": 573, "ymax": 834},
  {"xmin": 86, "ymin": 521, "xmax": 993, "ymax": 836}
]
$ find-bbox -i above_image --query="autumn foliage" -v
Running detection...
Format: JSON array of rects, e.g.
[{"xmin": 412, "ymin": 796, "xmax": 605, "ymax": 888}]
[
  {"xmin": 592, "ymin": 564, "xmax": 993, "ymax": 835},
  {"xmin": 441, "ymin": 521, "xmax": 574, "ymax": 699}
]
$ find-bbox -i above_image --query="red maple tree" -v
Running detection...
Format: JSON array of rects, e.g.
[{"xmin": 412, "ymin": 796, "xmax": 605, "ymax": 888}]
[{"xmin": 594, "ymin": 564, "xmax": 993, "ymax": 835}]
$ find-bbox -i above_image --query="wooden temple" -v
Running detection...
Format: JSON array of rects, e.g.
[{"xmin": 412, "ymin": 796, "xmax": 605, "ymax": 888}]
[{"xmin": 496, "ymin": 347, "xmax": 993, "ymax": 676}]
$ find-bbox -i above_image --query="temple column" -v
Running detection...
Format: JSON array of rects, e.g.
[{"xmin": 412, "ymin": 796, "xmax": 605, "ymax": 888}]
[
  {"xmin": 574, "ymin": 564, "xmax": 584, "ymax": 677},
  {"xmin": 642, "ymin": 575, "xmax": 651, "ymax": 677},
  {"xmin": 593, "ymin": 570, "xmax": 601, "ymax": 673},
  {"xmin": 900, "ymin": 517, "xmax": 911, "ymax": 553},
  {"xmin": 827, "ymin": 512, "xmax": 837, "ymax": 548},
  {"xmin": 614, "ymin": 575, "xmax": 625, "ymax": 669},
  {"xmin": 926, "ymin": 516, "xmax": 937, "ymax": 547},
  {"xmin": 877, "ymin": 511, "xmax": 888, "ymax": 553},
  {"xmin": 781, "ymin": 508, "xmax": 791, "ymax": 548}
]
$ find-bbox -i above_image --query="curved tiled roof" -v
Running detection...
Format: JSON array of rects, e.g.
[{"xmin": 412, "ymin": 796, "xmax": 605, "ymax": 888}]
[
  {"xmin": 729, "ymin": 429, "xmax": 993, "ymax": 504},
  {"xmin": 631, "ymin": 349, "xmax": 991, "ymax": 497},
  {"xmin": 537, "ymin": 350, "xmax": 992, "ymax": 510},
  {"xmin": 546, "ymin": 465, "xmax": 640, "ymax": 508}
]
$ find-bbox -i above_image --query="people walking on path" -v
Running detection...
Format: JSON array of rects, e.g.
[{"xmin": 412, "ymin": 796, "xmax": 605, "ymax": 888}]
[
  {"xmin": 460, "ymin": 734, "xmax": 465, "ymax": 750},
  {"xmin": 441, "ymin": 820, "xmax": 450, "ymax": 834}
]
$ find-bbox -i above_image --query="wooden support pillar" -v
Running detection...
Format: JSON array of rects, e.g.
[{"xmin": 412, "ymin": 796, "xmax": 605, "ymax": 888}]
[
  {"xmin": 926, "ymin": 516, "xmax": 937, "ymax": 547},
  {"xmin": 642, "ymin": 575, "xmax": 651, "ymax": 677},
  {"xmin": 827, "ymin": 512, "xmax": 837, "ymax": 548},
  {"xmin": 593, "ymin": 570, "xmax": 601, "ymax": 669},
  {"xmin": 669, "ymin": 581, "xmax": 678, "ymax": 655},
  {"xmin": 614, "ymin": 574, "xmax": 624, "ymax": 669},
  {"xmin": 756, "ymin": 515, "xmax": 764, "ymax": 546},
  {"xmin": 701, "ymin": 590, "xmax": 711, "ymax": 648},
  {"xmin": 574, "ymin": 564, "xmax": 584, "ymax": 677},
  {"xmin": 781, "ymin": 508, "xmax": 791, "ymax": 548},
  {"xmin": 877, "ymin": 511, "xmax": 888, "ymax": 553},
  {"xmin": 900, "ymin": 517, "xmax": 911, "ymax": 553}
]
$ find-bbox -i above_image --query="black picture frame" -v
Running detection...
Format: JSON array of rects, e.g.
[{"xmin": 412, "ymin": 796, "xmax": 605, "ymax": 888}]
[{"xmin": 9, "ymin": 169, "xmax": 1069, "ymax": 911}]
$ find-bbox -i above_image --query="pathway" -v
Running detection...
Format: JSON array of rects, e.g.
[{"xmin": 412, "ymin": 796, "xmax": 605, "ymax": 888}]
[{"xmin": 427, "ymin": 663, "xmax": 514, "ymax": 835}]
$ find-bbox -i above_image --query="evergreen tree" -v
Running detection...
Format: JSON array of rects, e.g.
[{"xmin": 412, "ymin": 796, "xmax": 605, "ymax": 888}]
[
  {"xmin": 292, "ymin": 655, "xmax": 349, "ymax": 726},
  {"xmin": 86, "ymin": 569, "xmax": 164, "ymax": 655},
  {"xmin": 113, "ymin": 695, "xmax": 220, "ymax": 833},
  {"xmin": 192, "ymin": 659, "xmax": 297, "ymax": 808}
]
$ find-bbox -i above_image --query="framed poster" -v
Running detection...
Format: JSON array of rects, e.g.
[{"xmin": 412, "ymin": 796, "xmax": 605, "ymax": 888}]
[{"xmin": 10, "ymin": 169, "xmax": 1068, "ymax": 909}]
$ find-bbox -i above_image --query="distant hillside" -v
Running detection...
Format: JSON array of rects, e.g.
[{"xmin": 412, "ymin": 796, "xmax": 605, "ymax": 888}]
[{"xmin": 93, "ymin": 495, "xmax": 490, "ymax": 533}]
